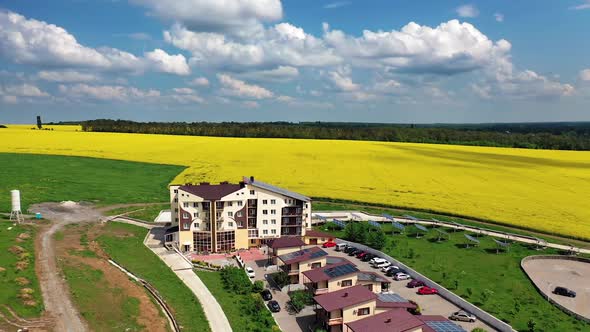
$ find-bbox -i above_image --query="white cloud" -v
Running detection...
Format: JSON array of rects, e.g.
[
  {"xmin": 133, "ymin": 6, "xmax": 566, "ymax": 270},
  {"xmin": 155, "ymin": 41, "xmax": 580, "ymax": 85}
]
[
  {"xmin": 327, "ymin": 66, "xmax": 359, "ymax": 92},
  {"xmin": 0, "ymin": 10, "xmax": 189, "ymax": 76},
  {"xmin": 217, "ymin": 74, "xmax": 274, "ymax": 99},
  {"xmin": 276, "ymin": 95, "xmax": 294, "ymax": 102},
  {"xmin": 373, "ymin": 79, "xmax": 402, "ymax": 94},
  {"xmin": 38, "ymin": 70, "xmax": 99, "ymax": 82},
  {"xmin": 570, "ymin": 1, "xmax": 590, "ymax": 10},
  {"xmin": 3, "ymin": 83, "xmax": 49, "ymax": 97},
  {"xmin": 579, "ymin": 69, "xmax": 590, "ymax": 81},
  {"xmin": 324, "ymin": 1, "xmax": 352, "ymax": 9},
  {"xmin": 189, "ymin": 77, "xmax": 210, "ymax": 86},
  {"xmin": 173, "ymin": 87, "xmax": 196, "ymax": 94},
  {"xmin": 145, "ymin": 49, "xmax": 191, "ymax": 75},
  {"xmin": 238, "ymin": 66, "xmax": 299, "ymax": 82},
  {"xmin": 456, "ymin": 4, "xmax": 479, "ymax": 18},
  {"xmin": 473, "ymin": 70, "xmax": 575, "ymax": 100},
  {"xmin": 494, "ymin": 13, "xmax": 504, "ymax": 22},
  {"xmin": 59, "ymin": 84, "xmax": 160, "ymax": 101}
]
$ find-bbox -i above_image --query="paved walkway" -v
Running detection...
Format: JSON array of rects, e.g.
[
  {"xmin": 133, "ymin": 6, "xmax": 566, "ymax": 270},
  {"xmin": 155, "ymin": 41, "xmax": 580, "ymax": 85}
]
[{"xmin": 113, "ymin": 219, "xmax": 232, "ymax": 332}]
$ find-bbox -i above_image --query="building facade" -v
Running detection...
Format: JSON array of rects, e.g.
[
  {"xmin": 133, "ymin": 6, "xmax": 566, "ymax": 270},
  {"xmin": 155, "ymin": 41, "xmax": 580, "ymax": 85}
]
[{"xmin": 168, "ymin": 176, "xmax": 312, "ymax": 253}]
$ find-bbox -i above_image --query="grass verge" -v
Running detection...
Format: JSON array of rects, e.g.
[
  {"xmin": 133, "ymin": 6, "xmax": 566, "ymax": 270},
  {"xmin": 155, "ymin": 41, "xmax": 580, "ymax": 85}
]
[
  {"xmin": 104, "ymin": 204, "xmax": 170, "ymax": 222},
  {"xmin": 97, "ymin": 222, "xmax": 210, "ymax": 332}
]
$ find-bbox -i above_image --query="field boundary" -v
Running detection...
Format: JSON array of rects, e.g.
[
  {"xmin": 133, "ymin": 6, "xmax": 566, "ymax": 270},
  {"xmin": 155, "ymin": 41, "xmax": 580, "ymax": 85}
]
[
  {"xmin": 336, "ymin": 238, "xmax": 516, "ymax": 332},
  {"xmin": 520, "ymin": 255, "xmax": 590, "ymax": 323}
]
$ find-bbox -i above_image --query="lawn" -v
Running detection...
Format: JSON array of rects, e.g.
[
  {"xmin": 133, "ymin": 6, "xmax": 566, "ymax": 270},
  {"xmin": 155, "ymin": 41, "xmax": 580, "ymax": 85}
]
[
  {"xmin": 316, "ymin": 224, "xmax": 590, "ymax": 331},
  {"xmin": 195, "ymin": 270, "xmax": 278, "ymax": 332},
  {"xmin": 0, "ymin": 153, "xmax": 184, "ymax": 213},
  {"xmin": 1, "ymin": 126, "xmax": 590, "ymax": 239},
  {"xmin": 97, "ymin": 222, "xmax": 210, "ymax": 332},
  {"xmin": 0, "ymin": 221, "xmax": 43, "ymax": 318},
  {"xmin": 104, "ymin": 204, "xmax": 170, "ymax": 222}
]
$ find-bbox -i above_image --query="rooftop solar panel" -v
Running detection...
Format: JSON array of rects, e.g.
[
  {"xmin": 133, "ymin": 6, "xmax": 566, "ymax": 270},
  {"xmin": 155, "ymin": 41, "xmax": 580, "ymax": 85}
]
[
  {"xmin": 392, "ymin": 222, "xmax": 406, "ymax": 230},
  {"xmin": 464, "ymin": 234, "xmax": 480, "ymax": 243},
  {"xmin": 368, "ymin": 220, "xmax": 382, "ymax": 228},
  {"xmin": 425, "ymin": 321, "xmax": 466, "ymax": 332},
  {"xmin": 310, "ymin": 250, "xmax": 329, "ymax": 258},
  {"xmin": 382, "ymin": 213, "xmax": 395, "ymax": 221},
  {"xmin": 324, "ymin": 264, "xmax": 358, "ymax": 278},
  {"xmin": 377, "ymin": 293, "xmax": 408, "ymax": 303},
  {"xmin": 415, "ymin": 224, "xmax": 429, "ymax": 232}
]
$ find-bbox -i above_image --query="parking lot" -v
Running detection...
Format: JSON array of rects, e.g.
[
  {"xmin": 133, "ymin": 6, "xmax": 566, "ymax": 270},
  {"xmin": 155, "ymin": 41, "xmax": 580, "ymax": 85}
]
[{"xmin": 245, "ymin": 244, "xmax": 495, "ymax": 332}]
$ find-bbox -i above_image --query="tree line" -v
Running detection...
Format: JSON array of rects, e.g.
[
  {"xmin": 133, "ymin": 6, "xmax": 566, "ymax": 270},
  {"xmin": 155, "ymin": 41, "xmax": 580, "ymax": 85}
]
[{"xmin": 79, "ymin": 119, "xmax": 590, "ymax": 150}]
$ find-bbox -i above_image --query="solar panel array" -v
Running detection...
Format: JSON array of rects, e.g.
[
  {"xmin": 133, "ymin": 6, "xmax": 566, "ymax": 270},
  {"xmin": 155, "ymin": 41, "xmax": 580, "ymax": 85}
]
[
  {"xmin": 377, "ymin": 293, "xmax": 408, "ymax": 303},
  {"xmin": 425, "ymin": 321, "xmax": 466, "ymax": 332},
  {"xmin": 368, "ymin": 220, "xmax": 382, "ymax": 228},
  {"xmin": 316, "ymin": 215, "xmax": 327, "ymax": 221},
  {"xmin": 493, "ymin": 239, "xmax": 510, "ymax": 247},
  {"xmin": 330, "ymin": 219, "xmax": 346, "ymax": 228},
  {"xmin": 357, "ymin": 272, "xmax": 385, "ymax": 282},
  {"xmin": 415, "ymin": 224, "xmax": 429, "ymax": 232},
  {"xmin": 324, "ymin": 264, "xmax": 358, "ymax": 278},
  {"xmin": 464, "ymin": 234, "xmax": 480, "ymax": 243},
  {"xmin": 352, "ymin": 213, "xmax": 363, "ymax": 221},
  {"xmin": 392, "ymin": 222, "xmax": 406, "ymax": 231},
  {"xmin": 382, "ymin": 213, "xmax": 395, "ymax": 221},
  {"xmin": 310, "ymin": 250, "xmax": 329, "ymax": 259},
  {"xmin": 435, "ymin": 228, "xmax": 448, "ymax": 235},
  {"xmin": 404, "ymin": 215, "xmax": 418, "ymax": 221}
]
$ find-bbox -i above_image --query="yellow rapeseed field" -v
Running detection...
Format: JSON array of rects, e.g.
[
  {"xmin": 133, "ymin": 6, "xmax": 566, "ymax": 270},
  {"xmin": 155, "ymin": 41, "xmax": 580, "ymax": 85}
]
[{"xmin": 1, "ymin": 126, "xmax": 589, "ymax": 239}]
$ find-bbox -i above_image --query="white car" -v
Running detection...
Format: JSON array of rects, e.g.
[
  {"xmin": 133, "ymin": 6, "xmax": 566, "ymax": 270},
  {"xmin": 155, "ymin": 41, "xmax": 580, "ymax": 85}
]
[
  {"xmin": 370, "ymin": 257, "xmax": 387, "ymax": 266},
  {"xmin": 245, "ymin": 267, "xmax": 255, "ymax": 278},
  {"xmin": 375, "ymin": 261, "xmax": 392, "ymax": 269},
  {"xmin": 382, "ymin": 265, "xmax": 400, "ymax": 273},
  {"xmin": 394, "ymin": 272, "xmax": 411, "ymax": 280}
]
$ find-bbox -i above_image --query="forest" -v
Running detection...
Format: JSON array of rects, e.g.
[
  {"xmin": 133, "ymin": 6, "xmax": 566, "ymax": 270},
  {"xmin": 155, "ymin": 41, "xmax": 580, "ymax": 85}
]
[{"xmin": 79, "ymin": 119, "xmax": 590, "ymax": 150}]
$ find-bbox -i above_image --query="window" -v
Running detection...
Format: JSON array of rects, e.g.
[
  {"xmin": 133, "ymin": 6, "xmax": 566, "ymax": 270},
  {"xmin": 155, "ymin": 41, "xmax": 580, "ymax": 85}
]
[
  {"xmin": 263, "ymin": 199, "xmax": 268, "ymax": 204},
  {"xmin": 250, "ymin": 190, "xmax": 255, "ymax": 195},
  {"xmin": 183, "ymin": 223, "xmax": 189, "ymax": 230},
  {"xmin": 263, "ymin": 220, "xmax": 268, "ymax": 225},
  {"xmin": 357, "ymin": 308, "xmax": 370, "ymax": 316},
  {"xmin": 263, "ymin": 210, "xmax": 268, "ymax": 215},
  {"xmin": 216, "ymin": 201, "xmax": 224, "ymax": 209},
  {"xmin": 341, "ymin": 279, "xmax": 353, "ymax": 287},
  {"xmin": 271, "ymin": 209, "xmax": 276, "ymax": 215},
  {"xmin": 228, "ymin": 222, "xmax": 233, "ymax": 227},
  {"xmin": 175, "ymin": 217, "xmax": 178, "ymax": 222},
  {"xmin": 271, "ymin": 219, "xmax": 276, "ymax": 224},
  {"xmin": 270, "ymin": 199, "xmax": 276, "ymax": 204},
  {"xmin": 271, "ymin": 229, "xmax": 277, "ymax": 234},
  {"xmin": 193, "ymin": 202, "xmax": 198, "ymax": 208},
  {"xmin": 183, "ymin": 202, "xmax": 189, "ymax": 208},
  {"xmin": 263, "ymin": 230, "xmax": 268, "ymax": 235},
  {"xmin": 173, "ymin": 189, "xmax": 178, "ymax": 193},
  {"xmin": 174, "ymin": 208, "xmax": 178, "ymax": 212},
  {"xmin": 236, "ymin": 211, "xmax": 243, "ymax": 217},
  {"xmin": 227, "ymin": 201, "xmax": 233, "ymax": 207},
  {"xmin": 237, "ymin": 201, "xmax": 243, "ymax": 206},
  {"xmin": 237, "ymin": 221, "xmax": 243, "ymax": 227},
  {"xmin": 174, "ymin": 198, "xmax": 178, "ymax": 202},
  {"xmin": 311, "ymin": 262, "xmax": 321, "ymax": 269},
  {"xmin": 182, "ymin": 212, "xmax": 189, "ymax": 219},
  {"xmin": 216, "ymin": 211, "xmax": 222, "ymax": 218},
  {"xmin": 193, "ymin": 212, "xmax": 198, "ymax": 218},
  {"xmin": 228, "ymin": 211, "xmax": 233, "ymax": 217},
  {"xmin": 194, "ymin": 222, "xmax": 199, "ymax": 228}
]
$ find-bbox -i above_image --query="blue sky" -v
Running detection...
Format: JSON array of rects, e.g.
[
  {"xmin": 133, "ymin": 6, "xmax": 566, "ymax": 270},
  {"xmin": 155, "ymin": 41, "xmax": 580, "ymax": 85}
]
[{"xmin": 1, "ymin": 0, "xmax": 589, "ymax": 123}]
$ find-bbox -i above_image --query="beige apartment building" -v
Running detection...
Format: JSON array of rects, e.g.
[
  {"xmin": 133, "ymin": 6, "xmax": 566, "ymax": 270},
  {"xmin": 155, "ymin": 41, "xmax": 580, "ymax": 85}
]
[{"xmin": 166, "ymin": 176, "xmax": 311, "ymax": 253}]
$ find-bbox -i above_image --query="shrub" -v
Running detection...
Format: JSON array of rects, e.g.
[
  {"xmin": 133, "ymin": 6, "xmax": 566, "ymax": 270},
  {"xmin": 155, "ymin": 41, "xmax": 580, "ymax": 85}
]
[
  {"xmin": 220, "ymin": 266, "xmax": 252, "ymax": 294},
  {"xmin": 271, "ymin": 272, "xmax": 290, "ymax": 288},
  {"xmin": 252, "ymin": 280, "xmax": 264, "ymax": 293},
  {"xmin": 471, "ymin": 328, "xmax": 487, "ymax": 332},
  {"xmin": 289, "ymin": 290, "xmax": 314, "ymax": 313}
]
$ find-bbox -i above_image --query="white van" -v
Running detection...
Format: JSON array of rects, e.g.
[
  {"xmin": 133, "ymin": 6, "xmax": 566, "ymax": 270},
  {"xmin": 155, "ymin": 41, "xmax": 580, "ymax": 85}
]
[
  {"xmin": 335, "ymin": 243, "xmax": 348, "ymax": 251},
  {"xmin": 370, "ymin": 257, "xmax": 387, "ymax": 267}
]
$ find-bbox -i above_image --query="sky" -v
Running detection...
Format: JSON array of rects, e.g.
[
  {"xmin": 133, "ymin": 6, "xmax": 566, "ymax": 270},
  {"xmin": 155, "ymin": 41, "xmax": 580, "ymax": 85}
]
[{"xmin": 1, "ymin": 0, "xmax": 590, "ymax": 124}]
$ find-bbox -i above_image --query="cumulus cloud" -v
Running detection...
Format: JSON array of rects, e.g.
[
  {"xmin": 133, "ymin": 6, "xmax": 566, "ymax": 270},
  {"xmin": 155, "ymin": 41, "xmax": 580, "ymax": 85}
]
[
  {"xmin": 494, "ymin": 13, "xmax": 504, "ymax": 22},
  {"xmin": 170, "ymin": 87, "xmax": 204, "ymax": 103},
  {"xmin": 217, "ymin": 74, "xmax": 274, "ymax": 99},
  {"xmin": 238, "ymin": 66, "xmax": 299, "ymax": 82},
  {"xmin": 570, "ymin": 1, "xmax": 590, "ymax": 10},
  {"xmin": 189, "ymin": 77, "xmax": 210, "ymax": 86},
  {"xmin": 579, "ymin": 69, "xmax": 590, "ymax": 81},
  {"xmin": 0, "ymin": 10, "xmax": 189, "ymax": 75},
  {"xmin": 3, "ymin": 83, "xmax": 49, "ymax": 97},
  {"xmin": 59, "ymin": 84, "xmax": 160, "ymax": 101},
  {"xmin": 324, "ymin": 1, "xmax": 352, "ymax": 9},
  {"xmin": 472, "ymin": 70, "xmax": 574, "ymax": 100},
  {"xmin": 327, "ymin": 66, "xmax": 359, "ymax": 92},
  {"xmin": 456, "ymin": 4, "xmax": 479, "ymax": 18},
  {"xmin": 38, "ymin": 70, "xmax": 99, "ymax": 82}
]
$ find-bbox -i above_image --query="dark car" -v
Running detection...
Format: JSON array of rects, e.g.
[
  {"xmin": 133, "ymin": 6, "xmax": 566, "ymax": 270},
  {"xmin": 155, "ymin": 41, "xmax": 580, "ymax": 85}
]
[
  {"xmin": 348, "ymin": 249, "xmax": 360, "ymax": 256},
  {"xmin": 361, "ymin": 253, "xmax": 375, "ymax": 262},
  {"xmin": 268, "ymin": 300, "xmax": 281, "ymax": 312},
  {"xmin": 386, "ymin": 268, "xmax": 405, "ymax": 277},
  {"xmin": 344, "ymin": 246, "xmax": 356, "ymax": 254},
  {"xmin": 407, "ymin": 280, "xmax": 425, "ymax": 288},
  {"xmin": 356, "ymin": 251, "xmax": 367, "ymax": 259},
  {"xmin": 261, "ymin": 289, "xmax": 273, "ymax": 301},
  {"xmin": 554, "ymin": 286, "xmax": 576, "ymax": 298}
]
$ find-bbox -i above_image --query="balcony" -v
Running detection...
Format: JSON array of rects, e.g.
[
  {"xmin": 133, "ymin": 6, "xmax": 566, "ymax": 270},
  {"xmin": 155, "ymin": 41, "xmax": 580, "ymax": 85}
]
[
  {"xmin": 327, "ymin": 317, "xmax": 343, "ymax": 326},
  {"xmin": 281, "ymin": 265, "xmax": 299, "ymax": 276},
  {"xmin": 313, "ymin": 287, "xmax": 329, "ymax": 295}
]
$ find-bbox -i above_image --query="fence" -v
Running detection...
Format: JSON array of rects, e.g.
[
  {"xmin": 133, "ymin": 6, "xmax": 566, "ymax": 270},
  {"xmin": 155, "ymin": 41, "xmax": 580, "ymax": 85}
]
[
  {"xmin": 336, "ymin": 239, "xmax": 515, "ymax": 332},
  {"xmin": 521, "ymin": 255, "xmax": 590, "ymax": 323}
]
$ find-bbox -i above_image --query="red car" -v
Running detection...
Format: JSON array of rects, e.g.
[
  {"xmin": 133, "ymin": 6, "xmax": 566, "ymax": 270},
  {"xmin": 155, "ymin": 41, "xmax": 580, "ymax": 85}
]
[
  {"xmin": 322, "ymin": 241, "xmax": 337, "ymax": 248},
  {"xmin": 418, "ymin": 286, "xmax": 438, "ymax": 295}
]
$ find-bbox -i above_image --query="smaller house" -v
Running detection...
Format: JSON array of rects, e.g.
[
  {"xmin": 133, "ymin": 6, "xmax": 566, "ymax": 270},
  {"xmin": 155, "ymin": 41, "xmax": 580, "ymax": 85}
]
[
  {"xmin": 269, "ymin": 237, "xmax": 305, "ymax": 264},
  {"xmin": 304, "ymin": 229, "xmax": 335, "ymax": 245},
  {"xmin": 277, "ymin": 247, "xmax": 329, "ymax": 284},
  {"xmin": 345, "ymin": 308, "xmax": 466, "ymax": 332},
  {"xmin": 314, "ymin": 285, "xmax": 378, "ymax": 332},
  {"xmin": 356, "ymin": 271, "xmax": 390, "ymax": 293},
  {"xmin": 303, "ymin": 261, "xmax": 391, "ymax": 295}
]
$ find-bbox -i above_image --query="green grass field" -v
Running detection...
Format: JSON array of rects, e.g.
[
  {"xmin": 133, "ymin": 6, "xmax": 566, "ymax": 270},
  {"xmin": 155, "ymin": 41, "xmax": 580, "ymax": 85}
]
[
  {"xmin": 104, "ymin": 204, "xmax": 170, "ymax": 222},
  {"xmin": 0, "ymin": 153, "xmax": 184, "ymax": 213},
  {"xmin": 97, "ymin": 222, "xmax": 210, "ymax": 332},
  {"xmin": 316, "ymin": 224, "xmax": 590, "ymax": 331},
  {"xmin": 195, "ymin": 270, "xmax": 277, "ymax": 332},
  {"xmin": 0, "ymin": 221, "xmax": 43, "ymax": 318}
]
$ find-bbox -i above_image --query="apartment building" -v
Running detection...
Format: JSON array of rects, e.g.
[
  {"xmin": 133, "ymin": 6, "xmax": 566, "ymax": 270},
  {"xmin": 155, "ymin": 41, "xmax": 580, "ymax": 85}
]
[{"xmin": 167, "ymin": 176, "xmax": 311, "ymax": 253}]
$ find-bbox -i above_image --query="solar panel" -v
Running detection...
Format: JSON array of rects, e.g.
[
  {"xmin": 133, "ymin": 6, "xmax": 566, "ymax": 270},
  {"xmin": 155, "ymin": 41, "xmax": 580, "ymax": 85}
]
[
  {"xmin": 493, "ymin": 239, "xmax": 510, "ymax": 247},
  {"xmin": 404, "ymin": 215, "xmax": 418, "ymax": 221},
  {"xmin": 382, "ymin": 213, "xmax": 395, "ymax": 221},
  {"xmin": 330, "ymin": 219, "xmax": 346, "ymax": 228},
  {"xmin": 392, "ymin": 222, "xmax": 405, "ymax": 230},
  {"xmin": 377, "ymin": 293, "xmax": 408, "ymax": 303},
  {"xmin": 352, "ymin": 213, "xmax": 363, "ymax": 221},
  {"xmin": 368, "ymin": 220, "xmax": 382, "ymax": 228},
  {"xmin": 464, "ymin": 234, "xmax": 480, "ymax": 243},
  {"xmin": 324, "ymin": 264, "xmax": 358, "ymax": 278},
  {"xmin": 435, "ymin": 228, "xmax": 448, "ymax": 235},
  {"xmin": 316, "ymin": 215, "xmax": 327, "ymax": 221},
  {"xmin": 415, "ymin": 224, "xmax": 429, "ymax": 232},
  {"xmin": 310, "ymin": 250, "xmax": 329, "ymax": 258},
  {"xmin": 425, "ymin": 321, "xmax": 466, "ymax": 332}
]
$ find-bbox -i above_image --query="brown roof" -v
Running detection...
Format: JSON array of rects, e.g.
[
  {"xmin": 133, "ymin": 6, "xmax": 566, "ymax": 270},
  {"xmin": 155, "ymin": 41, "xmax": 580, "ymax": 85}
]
[
  {"xmin": 270, "ymin": 236, "xmax": 305, "ymax": 249},
  {"xmin": 346, "ymin": 308, "xmax": 426, "ymax": 332},
  {"xmin": 278, "ymin": 247, "xmax": 328, "ymax": 265},
  {"xmin": 304, "ymin": 230, "xmax": 335, "ymax": 238},
  {"xmin": 179, "ymin": 182, "xmax": 241, "ymax": 201},
  {"xmin": 356, "ymin": 271, "xmax": 389, "ymax": 283},
  {"xmin": 302, "ymin": 260, "xmax": 358, "ymax": 282},
  {"xmin": 314, "ymin": 285, "xmax": 376, "ymax": 312}
]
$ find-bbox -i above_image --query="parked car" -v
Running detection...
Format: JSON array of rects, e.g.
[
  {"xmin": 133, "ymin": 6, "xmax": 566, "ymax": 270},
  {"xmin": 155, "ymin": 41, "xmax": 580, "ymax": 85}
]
[
  {"xmin": 449, "ymin": 310, "xmax": 476, "ymax": 322},
  {"xmin": 335, "ymin": 243, "xmax": 348, "ymax": 251},
  {"xmin": 361, "ymin": 253, "xmax": 375, "ymax": 262},
  {"xmin": 394, "ymin": 272, "xmax": 411, "ymax": 281},
  {"xmin": 386, "ymin": 268, "xmax": 406, "ymax": 277},
  {"xmin": 261, "ymin": 289, "xmax": 273, "ymax": 301},
  {"xmin": 554, "ymin": 286, "xmax": 576, "ymax": 298},
  {"xmin": 348, "ymin": 249, "xmax": 361, "ymax": 256},
  {"xmin": 375, "ymin": 261, "xmax": 392, "ymax": 269},
  {"xmin": 356, "ymin": 251, "xmax": 367, "ymax": 259},
  {"xmin": 382, "ymin": 265, "xmax": 399, "ymax": 273},
  {"xmin": 268, "ymin": 300, "xmax": 281, "ymax": 312},
  {"xmin": 407, "ymin": 280, "xmax": 425, "ymax": 288},
  {"xmin": 323, "ymin": 241, "xmax": 337, "ymax": 248},
  {"xmin": 418, "ymin": 286, "xmax": 438, "ymax": 295},
  {"xmin": 245, "ymin": 267, "xmax": 255, "ymax": 278},
  {"xmin": 370, "ymin": 257, "xmax": 387, "ymax": 266},
  {"xmin": 344, "ymin": 246, "xmax": 357, "ymax": 254}
]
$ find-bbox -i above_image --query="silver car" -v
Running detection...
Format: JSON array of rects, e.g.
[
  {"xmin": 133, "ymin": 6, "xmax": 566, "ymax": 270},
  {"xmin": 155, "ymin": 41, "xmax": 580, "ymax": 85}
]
[{"xmin": 449, "ymin": 310, "xmax": 476, "ymax": 322}]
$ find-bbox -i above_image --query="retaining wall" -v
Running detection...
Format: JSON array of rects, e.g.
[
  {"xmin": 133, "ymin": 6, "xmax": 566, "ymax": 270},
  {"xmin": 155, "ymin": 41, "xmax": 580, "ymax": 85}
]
[
  {"xmin": 521, "ymin": 255, "xmax": 590, "ymax": 323},
  {"xmin": 337, "ymin": 239, "xmax": 515, "ymax": 332}
]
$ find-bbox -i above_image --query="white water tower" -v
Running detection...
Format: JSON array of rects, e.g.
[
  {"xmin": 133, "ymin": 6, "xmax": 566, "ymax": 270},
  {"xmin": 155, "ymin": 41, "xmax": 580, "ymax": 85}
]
[{"xmin": 10, "ymin": 190, "xmax": 24, "ymax": 223}]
